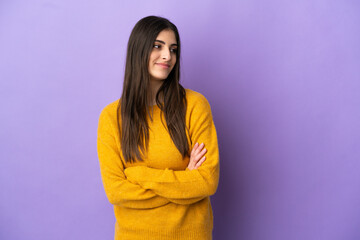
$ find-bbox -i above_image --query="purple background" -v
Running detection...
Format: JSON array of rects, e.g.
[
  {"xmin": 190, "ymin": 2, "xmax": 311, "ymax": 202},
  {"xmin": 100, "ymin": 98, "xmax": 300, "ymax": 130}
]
[{"xmin": 1, "ymin": 1, "xmax": 359, "ymax": 239}]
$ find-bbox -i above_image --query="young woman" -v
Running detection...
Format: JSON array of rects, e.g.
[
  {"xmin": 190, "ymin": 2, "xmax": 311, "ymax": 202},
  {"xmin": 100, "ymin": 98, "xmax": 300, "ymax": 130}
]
[{"xmin": 97, "ymin": 16, "xmax": 220, "ymax": 240}]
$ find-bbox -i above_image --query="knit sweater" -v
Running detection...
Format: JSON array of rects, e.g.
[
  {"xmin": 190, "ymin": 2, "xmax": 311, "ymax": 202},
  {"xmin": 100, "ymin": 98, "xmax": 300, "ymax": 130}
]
[{"xmin": 97, "ymin": 88, "xmax": 220, "ymax": 240}]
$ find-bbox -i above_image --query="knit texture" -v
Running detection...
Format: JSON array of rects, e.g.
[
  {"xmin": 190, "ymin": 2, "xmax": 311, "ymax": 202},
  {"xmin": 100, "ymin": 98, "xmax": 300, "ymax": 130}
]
[{"xmin": 97, "ymin": 88, "xmax": 220, "ymax": 240}]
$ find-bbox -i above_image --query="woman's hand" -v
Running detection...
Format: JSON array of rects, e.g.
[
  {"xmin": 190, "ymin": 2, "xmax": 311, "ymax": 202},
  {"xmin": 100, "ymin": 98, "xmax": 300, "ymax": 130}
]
[{"xmin": 187, "ymin": 142, "xmax": 207, "ymax": 170}]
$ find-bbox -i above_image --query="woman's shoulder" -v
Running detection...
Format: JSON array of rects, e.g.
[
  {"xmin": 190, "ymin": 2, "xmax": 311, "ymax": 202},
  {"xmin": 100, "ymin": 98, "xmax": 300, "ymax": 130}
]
[
  {"xmin": 98, "ymin": 98, "xmax": 120, "ymax": 121},
  {"xmin": 184, "ymin": 88, "xmax": 212, "ymax": 115},
  {"xmin": 185, "ymin": 88, "xmax": 211, "ymax": 106},
  {"xmin": 185, "ymin": 88, "xmax": 209, "ymax": 104}
]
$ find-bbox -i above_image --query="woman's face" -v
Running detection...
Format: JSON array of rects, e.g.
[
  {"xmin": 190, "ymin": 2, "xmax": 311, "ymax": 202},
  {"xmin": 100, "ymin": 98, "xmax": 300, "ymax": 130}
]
[{"xmin": 148, "ymin": 29, "xmax": 178, "ymax": 83}]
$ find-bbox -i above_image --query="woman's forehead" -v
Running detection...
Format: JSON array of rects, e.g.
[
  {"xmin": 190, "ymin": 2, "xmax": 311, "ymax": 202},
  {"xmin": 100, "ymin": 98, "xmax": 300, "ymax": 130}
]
[{"xmin": 155, "ymin": 30, "xmax": 177, "ymax": 45}]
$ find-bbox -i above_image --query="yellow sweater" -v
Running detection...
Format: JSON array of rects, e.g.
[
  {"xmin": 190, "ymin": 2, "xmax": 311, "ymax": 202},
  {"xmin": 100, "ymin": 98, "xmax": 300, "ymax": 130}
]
[{"xmin": 97, "ymin": 88, "xmax": 220, "ymax": 240}]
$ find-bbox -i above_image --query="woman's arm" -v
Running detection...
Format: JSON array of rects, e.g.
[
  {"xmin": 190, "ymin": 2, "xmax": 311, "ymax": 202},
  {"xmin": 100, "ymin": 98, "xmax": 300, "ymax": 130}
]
[
  {"xmin": 124, "ymin": 96, "xmax": 220, "ymax": 200},
  {"xmin": 97, "ymin": 107, "xmax": 171, "ymax": 209},
  {"xmin": 97, "ymin": 106, "xmax": 206, "ymax": 208}
]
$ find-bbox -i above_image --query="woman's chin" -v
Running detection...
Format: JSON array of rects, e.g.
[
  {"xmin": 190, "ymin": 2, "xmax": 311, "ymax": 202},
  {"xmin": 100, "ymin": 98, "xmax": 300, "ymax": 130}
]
[{"xmin": 150, "ymin": 76, "xmax": 168, "ymax": 81}]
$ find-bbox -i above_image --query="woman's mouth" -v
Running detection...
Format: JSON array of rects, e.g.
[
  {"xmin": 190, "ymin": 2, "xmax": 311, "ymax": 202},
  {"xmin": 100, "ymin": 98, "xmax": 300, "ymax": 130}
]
[{"xmin": 156, "ymin": 63, "xmax": 170, "ymax": 68}]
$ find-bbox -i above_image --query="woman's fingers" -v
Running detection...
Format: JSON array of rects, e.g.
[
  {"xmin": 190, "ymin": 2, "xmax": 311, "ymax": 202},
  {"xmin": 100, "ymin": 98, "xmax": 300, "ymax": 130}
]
[
  {"xmin": 193, "ymin": 142, "xmax": 204, "ymax": 156},
  {"xmin": 191, "ymin": 144, "xmax": 207, "ymax": 163},
  {"xmin": 188, "ymin": 142, "xmax": 207, "ymax": 170},
  {"xmin": 191, "ymin": 142, "xmax": 199, "ymax": 156},
  {"xmin": 199, "ymin": 147, "xmax": 207, "ymax": 156},
  {"xmin": 194, "ymin": 147, "xmax": 207, "ymax": 161},
  {"xmin": 195, "ymin": 156, "xmax": 206, "ymax": 169},
  {"xmin": 192, "ymin": 144, "xmax": 206, "ymax": 161}
]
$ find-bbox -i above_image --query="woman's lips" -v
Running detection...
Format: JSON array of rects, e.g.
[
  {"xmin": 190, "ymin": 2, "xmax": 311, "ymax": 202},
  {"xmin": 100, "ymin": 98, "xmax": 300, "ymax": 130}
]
[{"xmin": 156, "ymin": 63, "xmax": 170, "ymax": 68}]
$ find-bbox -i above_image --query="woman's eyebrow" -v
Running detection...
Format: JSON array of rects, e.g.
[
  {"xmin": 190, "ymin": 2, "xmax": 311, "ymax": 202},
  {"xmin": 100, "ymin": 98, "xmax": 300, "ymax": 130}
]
[{"xmin": 155, "ymin": 39, "xmax": 178, "ymax": 46}]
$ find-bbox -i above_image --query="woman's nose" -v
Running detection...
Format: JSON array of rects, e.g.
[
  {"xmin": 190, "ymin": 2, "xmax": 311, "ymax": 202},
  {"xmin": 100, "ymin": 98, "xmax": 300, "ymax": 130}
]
[{"xmin": 161, "ymin": 49, "xmax": 171, "ymax": 60}]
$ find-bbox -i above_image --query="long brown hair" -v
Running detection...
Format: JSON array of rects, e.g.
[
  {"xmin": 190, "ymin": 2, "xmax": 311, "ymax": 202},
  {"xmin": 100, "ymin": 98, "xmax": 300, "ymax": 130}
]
[{"xmin": 117, "ymin": 16, "xmax": 189, "ymax": 163}]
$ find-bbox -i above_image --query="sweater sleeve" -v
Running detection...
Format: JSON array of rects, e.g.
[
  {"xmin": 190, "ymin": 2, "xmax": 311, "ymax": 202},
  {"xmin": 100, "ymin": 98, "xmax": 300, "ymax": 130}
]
[
  {"xmin": 97, "ymin": 106, "xmax": 171, "ymax": 209},
  {"xmin": 124, "ymin": 95, "xmax": 220, "ymax": 200}
]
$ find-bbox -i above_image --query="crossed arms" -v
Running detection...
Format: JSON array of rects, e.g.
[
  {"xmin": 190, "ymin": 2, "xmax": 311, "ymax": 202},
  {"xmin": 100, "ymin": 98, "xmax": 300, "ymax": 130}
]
[{"xmin": 96, "ymin": 97, "xmax": 219, "ymax": 209}]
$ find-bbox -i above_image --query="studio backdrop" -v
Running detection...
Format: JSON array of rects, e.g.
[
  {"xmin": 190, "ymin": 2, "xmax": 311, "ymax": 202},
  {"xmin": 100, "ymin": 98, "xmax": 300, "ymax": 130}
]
[{"xmin": 0, "ymin": 1, "xmax": 359, "ymax": 239}]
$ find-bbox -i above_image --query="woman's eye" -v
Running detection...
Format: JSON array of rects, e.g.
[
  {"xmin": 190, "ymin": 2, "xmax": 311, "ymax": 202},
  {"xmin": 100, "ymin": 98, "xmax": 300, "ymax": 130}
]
[{"xmin": 153, "ymin": 44, "xmax": 177, "ymax": 53}]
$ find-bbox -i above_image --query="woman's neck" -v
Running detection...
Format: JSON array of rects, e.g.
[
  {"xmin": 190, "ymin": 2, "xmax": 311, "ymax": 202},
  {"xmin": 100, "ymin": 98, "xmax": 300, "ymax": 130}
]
[{"xmin": 149, "ymin": 79, "xmax": 164, "ymax": 106}]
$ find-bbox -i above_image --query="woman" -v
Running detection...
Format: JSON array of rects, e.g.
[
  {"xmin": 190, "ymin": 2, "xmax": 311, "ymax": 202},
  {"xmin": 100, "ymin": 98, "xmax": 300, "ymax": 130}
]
[{"xmin": 97, "ymin": 15, "xmax": 220, "ymax": 240}]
